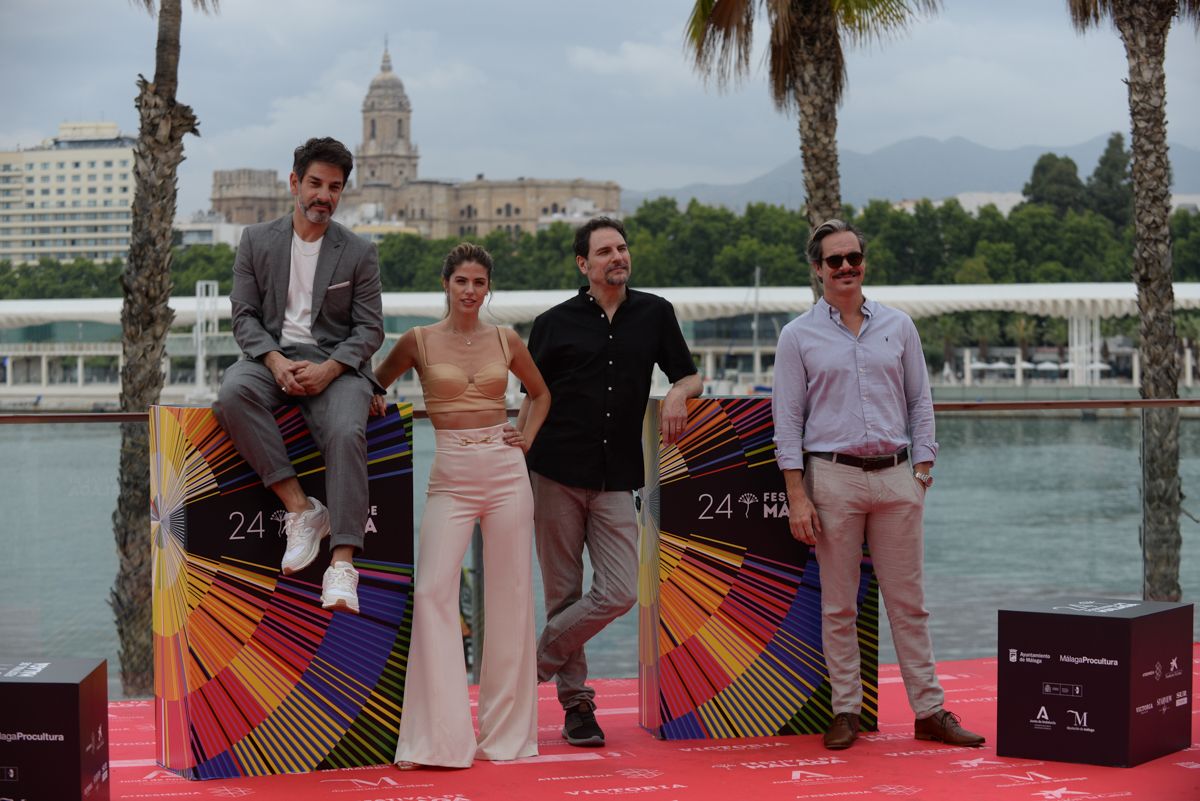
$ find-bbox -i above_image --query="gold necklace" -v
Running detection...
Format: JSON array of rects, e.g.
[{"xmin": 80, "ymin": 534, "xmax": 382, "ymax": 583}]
[{"xmin": 450, "ymin": 325, "xmax": 479, "ymax": 346}]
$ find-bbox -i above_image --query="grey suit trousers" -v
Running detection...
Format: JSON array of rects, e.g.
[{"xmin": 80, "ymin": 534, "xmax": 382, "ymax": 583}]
[{"xmin": 213, "ymin": 343, "xmax": 374, "ymax": 551}]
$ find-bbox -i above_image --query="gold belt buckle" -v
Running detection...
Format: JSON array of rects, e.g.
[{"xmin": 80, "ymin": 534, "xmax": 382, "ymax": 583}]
[{"xmin": 458, "ymin": 434, "xmax": 495, "ymax": 446}]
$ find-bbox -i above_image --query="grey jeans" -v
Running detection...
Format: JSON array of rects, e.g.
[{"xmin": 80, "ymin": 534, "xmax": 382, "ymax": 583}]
[{"xmin": 531, "ymin": 471, "xmax": 639, "ymax": 710}]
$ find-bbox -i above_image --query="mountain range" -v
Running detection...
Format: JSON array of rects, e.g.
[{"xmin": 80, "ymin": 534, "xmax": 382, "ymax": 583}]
[{"xmin": 621, "ymin": 135, "xmax": 1200, "ymax": 213}]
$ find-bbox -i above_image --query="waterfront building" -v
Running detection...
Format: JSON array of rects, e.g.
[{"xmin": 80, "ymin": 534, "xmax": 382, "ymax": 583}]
[
  {"xmin": 209, "ymin": 168, "xmax": 290, "ymax": 225},
  {"xmin": 5, "ymin": 283, "xmax": 1200, "ymax": 409},
  {"xmin": 0, "ymin": 122, "xmax": 135, "ymax": 265},
  {"xmin": 210, "ymin": 48, "xmax": 620, "ymax": 238},
  {"xmin": 175, "ymin": 210, "xmax": 245, "ymax": 249}
]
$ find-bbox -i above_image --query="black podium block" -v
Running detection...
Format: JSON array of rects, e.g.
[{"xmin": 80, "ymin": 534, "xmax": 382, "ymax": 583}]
[
  {"xmin": 0, "ymin": 657, "xmax": 109, "ymax": 801},
  {"xmin": 997, "ymin": 598, "xmax": 1193, "ymax": 767}
]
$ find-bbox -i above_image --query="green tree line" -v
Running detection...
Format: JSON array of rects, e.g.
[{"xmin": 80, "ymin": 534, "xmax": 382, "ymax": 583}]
[{"xmin": 3, "ymin": 134, "xmax": 1199, "ymax": 299}]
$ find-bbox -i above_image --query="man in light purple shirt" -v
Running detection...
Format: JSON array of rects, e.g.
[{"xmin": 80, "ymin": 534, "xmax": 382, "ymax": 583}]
[{"xmin": 773, "ymin": 219, "xmax": 984, "ymax": 751}]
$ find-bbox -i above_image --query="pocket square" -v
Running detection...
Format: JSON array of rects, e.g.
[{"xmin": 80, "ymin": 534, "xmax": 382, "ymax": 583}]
[{"xmin": 327, "ymin": 280, "xmax": 351, "ymax": 291}]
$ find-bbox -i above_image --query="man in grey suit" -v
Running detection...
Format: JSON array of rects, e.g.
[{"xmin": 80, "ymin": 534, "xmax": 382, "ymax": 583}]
[{"xmin": 213, "ymin": 136, "xmax": 384, "ymax": 614}]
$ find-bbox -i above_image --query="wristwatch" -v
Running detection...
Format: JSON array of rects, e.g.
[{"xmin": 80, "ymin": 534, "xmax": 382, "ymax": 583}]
[{"xmin": 913, "ymin": 471, "xmax": 933, "ymax": 488}]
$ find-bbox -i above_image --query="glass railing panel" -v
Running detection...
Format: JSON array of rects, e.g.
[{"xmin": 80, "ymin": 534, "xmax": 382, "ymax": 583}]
[
  {"xmin": 922, "ymin": 414, "xmax": 1146, "ymax": 662},
  {"xmin": 0, "ymin": 422, "xmax": 125, "ymax": 699},
  {"xmin": 1, "ymin": 408, "xmax": 1196, "ymax": 700}
]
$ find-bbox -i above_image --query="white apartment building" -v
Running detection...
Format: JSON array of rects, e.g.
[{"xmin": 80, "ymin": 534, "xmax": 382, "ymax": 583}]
[{"xmin": 0, "ymin": 122, "xmax": 135, "ymax": 265}]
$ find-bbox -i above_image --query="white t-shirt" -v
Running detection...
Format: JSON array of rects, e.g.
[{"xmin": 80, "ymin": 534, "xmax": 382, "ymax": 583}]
[{"xmin": 280, "ymin": 232, "xmax": 322, "ymax": 346}]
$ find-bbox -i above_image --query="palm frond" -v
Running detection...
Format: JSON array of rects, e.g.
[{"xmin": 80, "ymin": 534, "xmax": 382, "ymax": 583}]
[
  {"xmin": 1067, "ymin": 0, "xmax": 1200, "ymax": 33},
  {"xmin": 1186, "ymin": 0, "xmax": 1200, "ymax": 27},
  {"xmin": 836, "ymin": 0, "xmax": 941, "ymax": 46},
  {"xmin": 1065, "ymin": 0, "xmax": 1114, "ymax": 32},
  {"xmin": 685, "ymin": 0, "xmax": 758, "ymax": 89}
]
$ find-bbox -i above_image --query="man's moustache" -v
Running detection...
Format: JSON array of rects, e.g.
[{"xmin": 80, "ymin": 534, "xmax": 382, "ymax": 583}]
[{"xmin": 832, "ymin": 269, "xmax": 860, "ymax": 280}]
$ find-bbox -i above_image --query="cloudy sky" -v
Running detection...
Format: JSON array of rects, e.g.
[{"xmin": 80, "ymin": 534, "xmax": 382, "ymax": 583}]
[{"xmin": 3, "ymin": 0, "xmax": 1198, "ymax": 216}]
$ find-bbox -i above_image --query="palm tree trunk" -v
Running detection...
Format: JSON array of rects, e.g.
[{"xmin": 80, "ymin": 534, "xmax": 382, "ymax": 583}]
[
  {"xmin": 112, "ymin": 0, "xmax": 199, "ymax": 696},
  {"xmin": 790, "ymin": 7, "xmax": 842, "ymax": 301},
  {"xmin": 1113, "ymin": 0, "xmax": 1181, "ymax": 601}
]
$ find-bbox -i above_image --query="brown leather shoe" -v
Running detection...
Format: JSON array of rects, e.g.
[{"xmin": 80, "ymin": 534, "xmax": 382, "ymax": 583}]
[
  {"xmin": 914, "ymin": 709, "xmax": 985, "ymax": 747},
  {"xmin": 823, "ymin": 712, "xmax": 860, "ymax": 750}
]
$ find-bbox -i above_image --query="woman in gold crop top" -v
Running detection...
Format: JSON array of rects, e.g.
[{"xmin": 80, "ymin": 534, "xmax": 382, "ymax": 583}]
[{"xmin": 373, "ymin": 243, "xmax": 550, "ymax": 768}]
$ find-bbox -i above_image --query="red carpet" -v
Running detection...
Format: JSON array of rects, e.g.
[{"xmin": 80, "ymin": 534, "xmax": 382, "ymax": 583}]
[{"xmin": 109, "ymin": 649, "xmax": 1199, "ymax": 801}]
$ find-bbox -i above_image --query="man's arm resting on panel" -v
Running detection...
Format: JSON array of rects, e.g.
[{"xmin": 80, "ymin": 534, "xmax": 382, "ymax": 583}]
[{"xmin": 659, "ymin": 372, "xmax": 703, "ymax": 445}]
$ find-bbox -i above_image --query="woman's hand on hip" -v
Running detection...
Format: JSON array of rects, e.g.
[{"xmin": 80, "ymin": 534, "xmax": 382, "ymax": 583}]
[{"xmin": 502, "ymin": 424, "xmax": 527, "ymax": 452}]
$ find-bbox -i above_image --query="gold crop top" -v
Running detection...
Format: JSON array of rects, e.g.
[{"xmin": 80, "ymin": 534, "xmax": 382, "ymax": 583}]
[{"xmin": 415, "ymin": 325, "xmax": 512, "ymax": 415}]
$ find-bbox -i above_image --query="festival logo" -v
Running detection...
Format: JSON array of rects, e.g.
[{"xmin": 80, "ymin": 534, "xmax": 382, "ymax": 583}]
[
  {"xmin": 697, "ymin": 490, "xmax": 792, "ymax": 521},
  {"xmin": 737, "ymin": 492, "xmax": 758, "ymax": 518}
]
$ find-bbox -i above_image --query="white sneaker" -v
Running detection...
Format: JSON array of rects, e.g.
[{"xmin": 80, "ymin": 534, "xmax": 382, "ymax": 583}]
[
  {"xmin": 280, "ymin": 496, "xmax": 330, "ymax": 575},
  {"xmin": 322, "ymin": 561, "xmax": 360, "ymax": 614}
]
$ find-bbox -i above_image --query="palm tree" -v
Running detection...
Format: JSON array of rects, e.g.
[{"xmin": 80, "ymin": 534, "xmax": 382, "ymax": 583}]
[
  {"xmin": 967, "ymin": 313, "xmax": 1000, "ymax": 362},
  {"xmin": 113, "ymin": 0, "xmax": 216, "ymax": 697},
  {"xmin": 1066, "ymin": 0, "xmax": 1198, "ymax": 602},
  {"xmin": 1004, "ymin": 314, "xmax": 1036, "ymax": 364},
  {"xmin": 685, "ymin": 0, "xmax": 940, "ymax": 298},
  {"xmin": 931, "ymin": 314, "xmax": 964, "ymax": 375},
  {"xmin": 1043, "ymin": 317, "xmax": 1069, "ymax": 362}
]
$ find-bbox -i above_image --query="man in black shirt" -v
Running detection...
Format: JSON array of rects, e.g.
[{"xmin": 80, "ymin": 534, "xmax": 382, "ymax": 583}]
[{"xmin": 519, "ymin": 217, "xmax": 702, "ymax": 746}]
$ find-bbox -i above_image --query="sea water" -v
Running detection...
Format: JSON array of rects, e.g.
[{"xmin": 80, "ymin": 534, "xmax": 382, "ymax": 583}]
[{"xmin": 2, "ymin": 415, "xmax": 1197, "ymax": 700}]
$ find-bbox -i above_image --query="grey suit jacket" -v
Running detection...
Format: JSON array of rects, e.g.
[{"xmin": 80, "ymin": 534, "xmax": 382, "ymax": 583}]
[{"xmin": 229, "ymin": 214, "xmax": 385, "ymax": 389}]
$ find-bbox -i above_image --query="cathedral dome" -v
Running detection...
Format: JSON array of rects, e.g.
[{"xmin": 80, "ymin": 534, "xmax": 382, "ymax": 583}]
[{"xmin": 364, "ymin": 47, "xmax": 410, "ymax": 112}]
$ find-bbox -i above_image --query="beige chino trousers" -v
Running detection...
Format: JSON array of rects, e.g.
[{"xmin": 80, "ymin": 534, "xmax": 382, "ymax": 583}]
[{"xmin": 806, "ymin": 456, "xmax": 945, "ymax": 719}]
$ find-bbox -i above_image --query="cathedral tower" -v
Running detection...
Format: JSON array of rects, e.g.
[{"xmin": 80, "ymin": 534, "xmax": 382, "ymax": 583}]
[{"xmin": 357, "ymin": 45, "xmax": 418, "ymax": 189}]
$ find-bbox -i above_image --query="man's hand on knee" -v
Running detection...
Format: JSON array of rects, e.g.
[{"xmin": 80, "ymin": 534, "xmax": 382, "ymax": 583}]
[
  {"xmin": 294, "ymin": 359, "xmax": 346, "ymax": 395},
  {"xmin": 265, "ymin": 351, "xmax": 307, "ymax": 396}
]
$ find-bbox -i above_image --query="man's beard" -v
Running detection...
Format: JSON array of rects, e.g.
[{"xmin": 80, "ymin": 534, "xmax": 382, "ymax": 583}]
[
  {"xmin": 301, "ymin": 199, "xmax": 332, "ymax": 223},
  {"xmin": 604, "ymin": 267, "xmax": 629, "ymax": 286}
]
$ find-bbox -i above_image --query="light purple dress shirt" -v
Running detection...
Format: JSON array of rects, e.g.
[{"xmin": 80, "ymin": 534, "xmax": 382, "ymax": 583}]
[{"xmin": 772, "ymin": 297, "xmax": 938, "ymax": 471}]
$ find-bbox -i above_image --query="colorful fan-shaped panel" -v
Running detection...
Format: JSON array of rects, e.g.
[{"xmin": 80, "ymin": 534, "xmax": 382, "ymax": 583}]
[
  {"xmin": 150, "ymin": 403, "xmax": 414, "ymax": 779},
  {"xmin": 640, "ymin": 397, "xmax": 879, "ymax": 739}
]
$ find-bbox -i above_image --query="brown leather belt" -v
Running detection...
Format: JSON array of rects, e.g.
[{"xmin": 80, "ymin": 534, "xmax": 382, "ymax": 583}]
[{"xmin": 806, "ymin": 448, "xmax": 909, "ymax": 471}]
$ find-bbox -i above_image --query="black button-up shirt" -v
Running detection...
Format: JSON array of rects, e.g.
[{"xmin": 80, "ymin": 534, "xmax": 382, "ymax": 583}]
[{"xmin": 526, "ymin": 287, "xmax": 697, "ymax": 491}]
